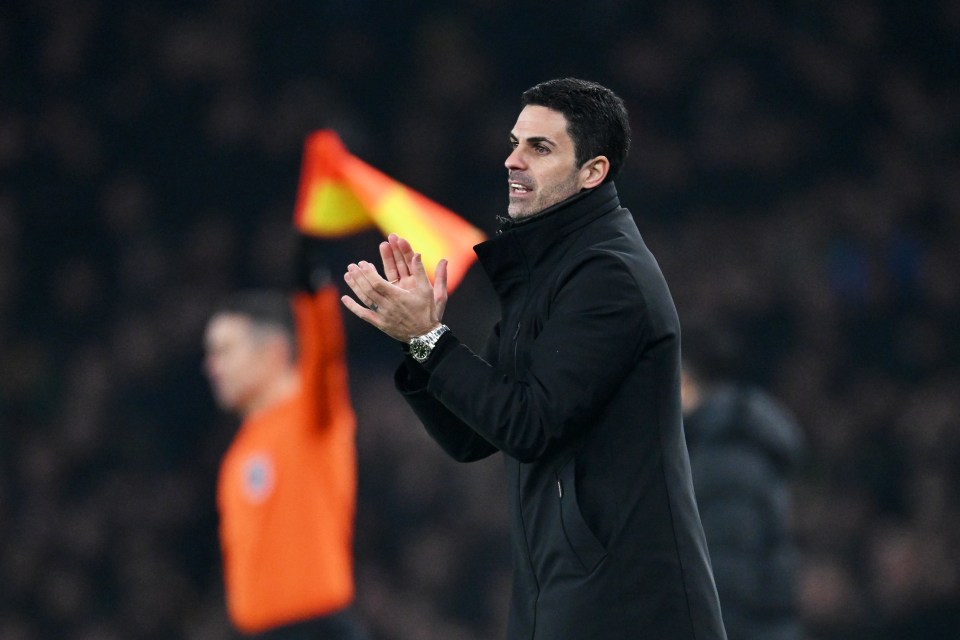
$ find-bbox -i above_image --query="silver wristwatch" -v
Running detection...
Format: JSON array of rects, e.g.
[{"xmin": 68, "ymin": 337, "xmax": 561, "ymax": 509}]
[{"xmin": 409, "ymin": 324, "xmax": 450, "ymax": 363}]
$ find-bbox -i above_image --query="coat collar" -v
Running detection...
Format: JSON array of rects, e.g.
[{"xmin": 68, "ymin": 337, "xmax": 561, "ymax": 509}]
[{"xmin": 473, "ymin": 182, "xmax": 622, "ymax": 295}]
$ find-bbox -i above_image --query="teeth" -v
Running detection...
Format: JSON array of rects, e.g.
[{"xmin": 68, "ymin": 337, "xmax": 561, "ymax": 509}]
[{"xmin": 510, "ymin": 183, "xmax": 530, "ymax": 193}]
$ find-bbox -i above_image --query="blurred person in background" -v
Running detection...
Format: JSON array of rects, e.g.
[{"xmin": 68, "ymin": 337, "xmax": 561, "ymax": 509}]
[
  {"xmin": 340, "ymin": 78, "xmax": 727, "ymax": 639},
  {"xmin": 203, "ymin": 241, "xmax": 370, "ymax": 640},
  {"xmin": 681, "ymin": 322, "xmax": 806, "ymax": 640}
]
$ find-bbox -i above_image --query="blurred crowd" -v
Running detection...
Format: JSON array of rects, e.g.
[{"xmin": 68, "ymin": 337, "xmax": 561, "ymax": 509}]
[{"xmin": 1, "ymin": 0, "xmax": 958, "ymax": 638}]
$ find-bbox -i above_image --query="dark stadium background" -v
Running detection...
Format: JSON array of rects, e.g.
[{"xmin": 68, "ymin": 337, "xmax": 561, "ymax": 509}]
[{"xmin": 1, "ymin": 1, "xmax": 958, "ymax": 638}]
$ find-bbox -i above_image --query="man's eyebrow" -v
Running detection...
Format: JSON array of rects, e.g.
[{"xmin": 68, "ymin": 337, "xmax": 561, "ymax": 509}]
[{"xmin": 509, "ymin": 133, "xmax": 557, "ymax": 147}]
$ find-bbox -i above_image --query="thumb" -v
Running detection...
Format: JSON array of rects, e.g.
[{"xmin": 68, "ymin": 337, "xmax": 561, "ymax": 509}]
[
  {"xmin": 435, "ymin": 259, "xmax": 449, "ymax": 295},
  {"xmin": 434, "ymin": 258, "xmax": 449, "ymax": 319},
  {"xmin": 412, "ymin": 252, "xmax": 430, "ymax": 283}
]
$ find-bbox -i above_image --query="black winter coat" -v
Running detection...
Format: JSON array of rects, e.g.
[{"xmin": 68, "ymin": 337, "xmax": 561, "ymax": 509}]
[
  {"xmin": 396, "ymin": 183, "xmax": 727, "ymax": 639},
  {"xmin": 684, "ymin": 384, "xmax": 806, "ymax": 640}
]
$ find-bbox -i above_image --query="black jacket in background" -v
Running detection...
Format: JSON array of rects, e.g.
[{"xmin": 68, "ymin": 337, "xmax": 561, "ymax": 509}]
[
  {"xmin": 396, "ymin": 183, "xmax": 727, "ymax": 639},
  {"xmin": 684, "ymin": 384, "xmax": 806, "ymax": 640}
]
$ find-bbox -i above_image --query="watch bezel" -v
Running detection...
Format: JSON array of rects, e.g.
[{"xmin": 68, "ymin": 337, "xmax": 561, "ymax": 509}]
[{"xmin": 409, "ymin": 338, "xmax": 431, "ymax": 362}]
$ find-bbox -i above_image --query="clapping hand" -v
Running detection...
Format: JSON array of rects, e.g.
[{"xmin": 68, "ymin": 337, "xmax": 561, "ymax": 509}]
[{"xmin": 341, "ymin": 234, "xmax": 448, "ymax": 342}]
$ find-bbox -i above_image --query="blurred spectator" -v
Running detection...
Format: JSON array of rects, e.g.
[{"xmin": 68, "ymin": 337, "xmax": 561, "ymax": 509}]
[{"xmin": 681, "ymin": 322, "xmax": 806, "ymax": 640}]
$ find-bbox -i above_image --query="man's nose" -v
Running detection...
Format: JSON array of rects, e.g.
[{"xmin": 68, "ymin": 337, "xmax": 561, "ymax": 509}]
[{"xmin": 504, "ymin": 147, "xmax": 525, "ymax": 171}]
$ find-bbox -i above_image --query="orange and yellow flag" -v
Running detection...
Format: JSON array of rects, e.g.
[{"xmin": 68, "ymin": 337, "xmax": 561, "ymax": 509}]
[{"xmin": 293, "ymin": 130, "xmax": 486, "ymax": 293}]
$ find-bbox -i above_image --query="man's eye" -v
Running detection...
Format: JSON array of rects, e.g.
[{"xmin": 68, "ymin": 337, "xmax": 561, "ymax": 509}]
[{"xmin": 535, "ymin": 145, "xmax": 548, "ymax": 154}]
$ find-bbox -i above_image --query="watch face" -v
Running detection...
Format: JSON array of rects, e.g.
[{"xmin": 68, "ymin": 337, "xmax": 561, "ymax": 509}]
[{"xmin": 410, "ymin": 339, "xmax": 430, "ymax": 362}]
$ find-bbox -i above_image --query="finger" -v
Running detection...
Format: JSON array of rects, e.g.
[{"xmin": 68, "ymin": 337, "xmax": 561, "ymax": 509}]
[
  {"xmin": 411, "ymin": 252, "xmax": 433, "ymax": 289},
  {"xmin": 379, "ymin": 241, "xmax": 401, "ymax": 284},
  {"xmin": 340, "ymin": 294, "xmax": 380, "ymax": 326},
  {"xmin": 434, "ymin": 258, "xmax": 449, "ymax": 319},
  {"xmin": 355, "ymin": 260, "xmax": 394, "ymax": 295},
  {"xmin": 394, "ymin": 235, "xmax": 418, "ymax": 274},
  {"xmin": 387, "ymin": 234, "xmax": 411, "ymax": 280},
  {"xmin": 344, "ymin": 264, "xmax": 371, "ymax": 297},
  {"xmin": 435, "ymin": 258, "xmax": 449, "ymax": 289},
  {"xmin": 356, "ymin": 260, "xmax": 411, "ymax": 318},
  {"xmin": 345, "ymin": 264, "xmax": 384, "ymax": 310},
  {"xmin": 353, "ymin": 261, "xmax": 383, "ymax": 289}
]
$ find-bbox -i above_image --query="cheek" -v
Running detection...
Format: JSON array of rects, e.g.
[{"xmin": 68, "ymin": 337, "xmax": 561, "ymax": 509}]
[
  {"xmin": 546, "ymin": 162, "xmax": 574, "ymax": 184},
  {"xmin": 539, "ymin": 167, "xmax": 578, "ymax": 197},
  {"xmin": 216, "ymin": 365, "xmax": 256, "ymax": 406},
  {"xmin": 214, "ymin": 353, "xmax": 249, "ymax": 388},
  {"xmin": 227, "ymin": 355, "xmax": 257, "ymax": 385}
]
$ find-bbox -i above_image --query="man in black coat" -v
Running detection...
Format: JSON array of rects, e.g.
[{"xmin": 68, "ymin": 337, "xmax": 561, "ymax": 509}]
[
  {"xmin": 681, "ymin": 324, "xmax": 806, "ymax": 640},
  {"xmin": 342, "ymin": 78, "xmax": 727, "ymax": 639}
]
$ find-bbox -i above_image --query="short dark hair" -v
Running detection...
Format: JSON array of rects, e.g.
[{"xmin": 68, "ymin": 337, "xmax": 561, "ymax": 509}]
[
  {"xmin": 215, "ymin": 290, "xmax": 296, "ymax": 353},
  {"xmin": 520, "ymin": 78, "xmax": 631, "ymax": 182}
]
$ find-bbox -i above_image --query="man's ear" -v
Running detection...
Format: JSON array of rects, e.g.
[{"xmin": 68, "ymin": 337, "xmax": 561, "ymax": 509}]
[{"xmin": 579, "ymin": 156, "xmax": 610, "ymax": 189}]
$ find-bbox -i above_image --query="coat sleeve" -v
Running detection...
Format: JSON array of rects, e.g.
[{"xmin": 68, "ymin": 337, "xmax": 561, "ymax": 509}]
[
  {"xmin": 393, "ymin": 323, "xmax": 502, "ymax": 462},
  {"xmin": 421, "ymin": 252, "xmax": 652, "ymax": 462}
]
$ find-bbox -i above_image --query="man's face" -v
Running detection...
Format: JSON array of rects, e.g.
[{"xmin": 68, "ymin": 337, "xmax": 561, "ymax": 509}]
[
  {"xmin": 204, "ymin": 313, "xmax": 275, "ymax": 415},
  {"xmin": 505, "ymin": 105, "xmax": 584, "ymax": 219}
]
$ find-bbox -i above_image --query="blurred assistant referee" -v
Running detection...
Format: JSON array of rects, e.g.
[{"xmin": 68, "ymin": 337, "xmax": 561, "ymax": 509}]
[{"xmin": 204, "ymin": 255, "xmax": 369, "ymax": 640}]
